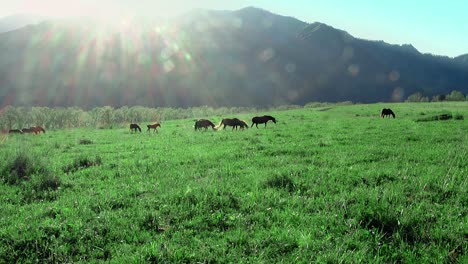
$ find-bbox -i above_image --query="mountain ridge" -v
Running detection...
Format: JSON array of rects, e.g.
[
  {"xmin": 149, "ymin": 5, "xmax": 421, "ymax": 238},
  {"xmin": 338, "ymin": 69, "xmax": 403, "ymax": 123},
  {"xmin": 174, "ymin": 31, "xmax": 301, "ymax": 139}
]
[{"xmin": 0, "ymin": 7, "xmax": 466, "ymax": 108}]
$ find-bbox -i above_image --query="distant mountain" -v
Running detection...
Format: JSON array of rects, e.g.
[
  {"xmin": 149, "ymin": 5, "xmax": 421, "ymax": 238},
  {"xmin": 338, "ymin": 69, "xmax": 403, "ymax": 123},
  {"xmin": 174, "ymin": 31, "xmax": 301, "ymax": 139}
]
[
  {"xmin": 0, "ymin": 7, "xmax": 467, "ymax": 108},
  {"xmin": 0, "ymin": 14, "xmax": 44, "ymax": 33}
]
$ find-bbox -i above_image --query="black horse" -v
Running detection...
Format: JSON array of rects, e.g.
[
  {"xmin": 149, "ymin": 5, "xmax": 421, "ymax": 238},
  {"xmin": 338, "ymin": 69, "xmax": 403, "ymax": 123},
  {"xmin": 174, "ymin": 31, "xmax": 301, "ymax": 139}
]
[
  {"xmin": 195, "ymin": 119, "xmax": 216, "ymax": 131},
  {"xmin": 130, "ymin": 123, "xmax": 142, "ymax": 132},
  {"xmin": 8, "ymin": 129, "xmax": 23, "ymax": 134},
  {"xmin": 251, "ymin": 115, "xmax": 277, "ymax": 128},
  {"xmin": 215, "ymin": 118, "xmax": 249, "ymax": 131},
  {"xmin": 381, "ymin": 108, "xmax": 395, "ymax": 118}
]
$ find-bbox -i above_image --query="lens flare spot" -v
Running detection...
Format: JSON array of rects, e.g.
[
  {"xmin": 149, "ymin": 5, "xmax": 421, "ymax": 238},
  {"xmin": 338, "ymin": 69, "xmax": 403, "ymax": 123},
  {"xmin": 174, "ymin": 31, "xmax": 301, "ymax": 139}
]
[
  {"xmin": 347, "ymin": 64, "xmax": 360, "ymax": 76},
  {"xmin": 392, "ymin": 87, "xmax": 404, "ymax": 101},
  {"xmin": 389, "ymin": 70, "xmax": 400, "ymax": 81},
  {"xmin": 288, "ymin": 90, "xmax": 299, "ymax": 101},
  {"xmin": 285, "ymin": 63, "xmax": 296, "ymax": 73},
  {"xmin": 258, "ymin": 48, "xmax": 275, "ymax": 62},
  {"xmin": 184, "ymin": 53, "xmax": 192, "ymax": 61},
  {"xmin": 164, "ymin": 60, "xmax": 175, "ymax": 73}
]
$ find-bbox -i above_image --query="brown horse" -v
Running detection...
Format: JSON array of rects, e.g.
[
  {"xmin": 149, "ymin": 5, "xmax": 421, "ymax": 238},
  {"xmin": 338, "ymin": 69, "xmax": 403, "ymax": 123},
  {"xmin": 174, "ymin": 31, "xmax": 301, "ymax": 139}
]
[
  {"xmin": 147, "ymin": 123, "xmax": 161, "ymax": 133},
  {"xmin": 381, "ymin": 108, "xmax": 395, "ymax": 118},
  {"xmin": 215, "ymin": 118, "xmax": 249, "ymax": 131},
  {"xmin": 251, "ymin": 115, "xmax": 277, "ymax": 128},
  {"xmin": 130, "ymin": 123, "xmax": 142, "ymax": 132},
  {"xmin": 31, "ymin": 126, "xmax": 46, "ymax": 134},
  {"xmin": 195, "ymin": 119, "xmax": 216, "ymax": 131}
]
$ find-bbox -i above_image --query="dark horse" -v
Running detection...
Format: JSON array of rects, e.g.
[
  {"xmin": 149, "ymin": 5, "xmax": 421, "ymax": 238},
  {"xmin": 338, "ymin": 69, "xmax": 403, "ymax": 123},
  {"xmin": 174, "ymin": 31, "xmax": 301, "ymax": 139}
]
[
  {"xmin": 31, "ymin": 126, "xmax": 46, "ymax": 134},
  {"xmin": 381, "ymin": 108, "xmax": 395, "ymax": 118},
  {"xmin": 251, "ymin": 115, "xmax": 277, "ymax": 128},
  {"xmin": 8, "ymin": 129, "xmax": 23, "ymax": 134},
  {"xmin": 215, "ymin": 118, "xmax": 249, "ymax": 131},
  {"xmin": 147, "ymin": 123, "xmax": 161, "ymax": 133},
  {"xmin": 130, "ymin": 123, "xmax": 142, "ymax": 132},
  {"xmin": 194, "ymin": 119, "xmax": 216, "ymax": 131}
]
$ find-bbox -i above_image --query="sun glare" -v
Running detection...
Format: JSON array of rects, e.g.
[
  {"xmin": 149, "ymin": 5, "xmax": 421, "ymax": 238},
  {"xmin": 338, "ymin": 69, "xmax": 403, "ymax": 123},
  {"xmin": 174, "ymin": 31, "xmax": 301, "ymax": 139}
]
[{"xmin": 16, "ymin": 0, "xmax": 198, "ymax": 20}]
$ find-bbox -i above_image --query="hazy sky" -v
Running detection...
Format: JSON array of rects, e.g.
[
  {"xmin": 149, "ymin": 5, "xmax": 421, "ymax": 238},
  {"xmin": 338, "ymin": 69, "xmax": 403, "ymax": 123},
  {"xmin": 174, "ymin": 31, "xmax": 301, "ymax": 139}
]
[{"xmin": 1, "ymin": 0, "xmax": 467, "ymax": 57}]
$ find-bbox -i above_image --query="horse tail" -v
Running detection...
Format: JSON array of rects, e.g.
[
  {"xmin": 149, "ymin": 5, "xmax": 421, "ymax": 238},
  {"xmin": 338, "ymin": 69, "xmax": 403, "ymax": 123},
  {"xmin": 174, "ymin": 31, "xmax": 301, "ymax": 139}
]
[{"xmin": 214, "ymin": 120, "xmax": 224, "ymax": 130}]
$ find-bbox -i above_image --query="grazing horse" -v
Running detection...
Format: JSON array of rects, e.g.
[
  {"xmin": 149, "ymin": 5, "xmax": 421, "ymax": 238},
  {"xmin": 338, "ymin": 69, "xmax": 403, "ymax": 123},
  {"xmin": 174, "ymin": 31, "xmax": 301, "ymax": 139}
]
[
  {"xmin": 31, "ymin": 126, "xmax": 46, "ymax": 134},
  {"xmin": 147, "ymin": 123, "xmax": 161, "ymax": 133},
  {"xmin": 195, "ymin": 119, "xmax": 216, "ymax": 131},
  {"xmin": 381, "ymin": 108, "xmax": 395, "ymax": 118},
  {"xmin": 215, "ymin": 118, "xmax": 249, "ymax": 131},
  {"xmin": 130, "ymin": 123, "xmax": 142, "ymax": 132},
  {"xmin": 238, "ymin": 120, "xmax": 249, "ymax": 130},
  {"xmin": 251, "ymin": 115, "xmax": 277, "ymax": 128},
  {"xmin": 8, "ymin": 129, "xmax": 23, "ymax": 134}
]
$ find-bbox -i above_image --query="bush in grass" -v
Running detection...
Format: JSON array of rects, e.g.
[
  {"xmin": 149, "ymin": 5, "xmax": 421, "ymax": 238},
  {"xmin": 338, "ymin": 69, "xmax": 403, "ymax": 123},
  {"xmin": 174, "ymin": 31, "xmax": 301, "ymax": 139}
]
[
  {"xmin": 1, "ymin": 151, "xmax": 46, "ymax": 185},
  {"xmin": 416, "ymin": 113, "xmax": 453, "ymax": 122},
  {"xmin": 264, "ymin": 174, "xmax": 296, "ymax": 193},
  {"xmin": 0, "ymin": 151, "xmax": 62, "ymax": 202},
  {"xmin": 79, "ymin": 138, "xmax": 93, "ymax": 145},
  {"xmin": 63, "ymin": 155, "xmax": 102, "ymax": 173}
]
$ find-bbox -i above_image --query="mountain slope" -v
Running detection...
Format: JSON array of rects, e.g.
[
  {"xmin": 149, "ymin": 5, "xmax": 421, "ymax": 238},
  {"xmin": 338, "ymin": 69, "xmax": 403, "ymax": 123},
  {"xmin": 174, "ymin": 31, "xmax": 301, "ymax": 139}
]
[
  {"xmin": 0, "ymin": 7, "xmax": 467, "ymax": 108},
  {"xmin": 0, "ymin": 14, "xmax": 44, "ymax": 33}
]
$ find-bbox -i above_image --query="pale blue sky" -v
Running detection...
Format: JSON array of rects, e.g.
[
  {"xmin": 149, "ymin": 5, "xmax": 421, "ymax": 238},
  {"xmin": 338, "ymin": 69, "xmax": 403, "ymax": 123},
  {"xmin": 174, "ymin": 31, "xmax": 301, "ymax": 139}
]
[{"xmin": 1, "ymin": 0, "xmax": 467, "ymax": 57}]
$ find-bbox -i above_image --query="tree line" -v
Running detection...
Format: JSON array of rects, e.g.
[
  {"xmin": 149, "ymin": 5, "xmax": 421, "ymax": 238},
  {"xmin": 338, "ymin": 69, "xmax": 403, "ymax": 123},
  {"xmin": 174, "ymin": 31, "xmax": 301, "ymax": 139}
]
[
  {"xmin": 405, "ymin": 90, "xmax": 467, "ymax": 102},
  {"xmin": 0, "ymin": 105, "xmax": 299, "ymax": 130}
]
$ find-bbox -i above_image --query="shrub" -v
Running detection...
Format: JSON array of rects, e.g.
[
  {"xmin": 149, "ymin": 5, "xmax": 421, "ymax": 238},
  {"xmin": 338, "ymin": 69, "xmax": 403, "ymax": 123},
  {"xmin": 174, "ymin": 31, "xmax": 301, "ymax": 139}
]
[
  {"xmin": 264, "ymin": 174, "xmax": 296, "ymax": 193},
  {"xmin": 416, "ymin": 113, "xmax": 453, "ymax": 122},
  {"xmin": 63, "ymin": 156, "xmax": 102, "ymax": 173},
  {"xmin": 1, "ymin": 151, "xmax": 46, "ymax": 185},
  {"xmin": 79, "ymin": 138, "xmax": 93, "ymax": 145},
  {"xmin": 0, "ymin": 151, "xmax": 62, "ymax": 202}
]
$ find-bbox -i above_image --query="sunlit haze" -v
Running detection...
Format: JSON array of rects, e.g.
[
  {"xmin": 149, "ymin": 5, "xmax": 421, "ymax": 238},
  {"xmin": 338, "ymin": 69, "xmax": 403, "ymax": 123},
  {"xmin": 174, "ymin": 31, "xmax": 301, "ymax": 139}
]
[{"xmin": 1, "ymin": 0, "xmax": 467, "ymax": 57}]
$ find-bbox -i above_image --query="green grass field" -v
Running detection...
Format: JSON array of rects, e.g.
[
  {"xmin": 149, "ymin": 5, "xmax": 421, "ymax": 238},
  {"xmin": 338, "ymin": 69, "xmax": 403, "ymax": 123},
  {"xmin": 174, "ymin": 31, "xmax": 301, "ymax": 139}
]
[{"xmin": 1, "ymin": 102, "xmax": 467, "ymax": 263}]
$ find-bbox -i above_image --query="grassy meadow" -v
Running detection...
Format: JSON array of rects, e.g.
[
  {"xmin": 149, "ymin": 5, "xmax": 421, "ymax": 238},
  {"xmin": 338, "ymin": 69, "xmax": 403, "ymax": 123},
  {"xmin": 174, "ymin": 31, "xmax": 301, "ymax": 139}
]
[{"xmin": 0, "ymin": 102, "xmax": 467, "ymax": 263}]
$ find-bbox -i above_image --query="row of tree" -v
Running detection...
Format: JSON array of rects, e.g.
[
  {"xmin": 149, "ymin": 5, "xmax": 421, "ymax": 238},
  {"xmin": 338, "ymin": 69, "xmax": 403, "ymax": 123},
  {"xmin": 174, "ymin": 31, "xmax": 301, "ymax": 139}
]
[
  {"xmin": 0, "ymin": 105, "xmax": 293, "ymax": 130},
  {"xmin": 405, "ymin": 90, "xmax": 467, "ymax": 102}
]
